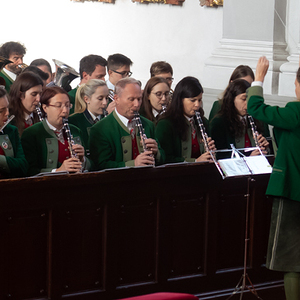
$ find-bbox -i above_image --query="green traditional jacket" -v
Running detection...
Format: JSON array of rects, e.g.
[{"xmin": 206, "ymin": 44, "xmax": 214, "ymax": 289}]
[
  {"xmin": 21, "ymin": 119, "xmax": 90, "ymax": 176},
  {"xmin": 68, "ymin": 86, "xmax": 78, "ymax": 115},
  {"xmin": 155, "ymin": 117, "xmax": 207, "ymax": 164},
  {"xmin": 210, "ymin": 114, "xmax": 256, "ymax": 159},
  {"xmin": 0, "ymin": 124, "xmax": 28, "ymax": 178},
  {"xmin": 209, "ymin": 100, "xmax": 222, "ymax": 122},
  {"xmin": 247, "ymin": 85, "xmax": 300, "ymax": 202},
  {"xmin": 69, "ymin": 110, "xmax": 94, "ymax": 153},
  {"xmin": 69, "ymin": 110, "xmax": 106, "ymax": 153},
  {"xmin": 0, "ymin": 69, "xmax": 14, "ymax": 93},
  {"xmin": 89, "ymin": 110, "xmax": 165, "ymax": 170}
]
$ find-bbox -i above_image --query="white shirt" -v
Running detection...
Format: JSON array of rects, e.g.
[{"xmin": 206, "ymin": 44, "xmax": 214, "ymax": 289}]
[
  {"xmin": 152, "ymin": 108, "xmax": 159, "ymax": 118},
  {"xmin": 106, "ymin": 79, "xmax": 115, "ymax": 91},
  {"xmin": 88, "ymin": 110, "xmax": 99, "ymax": 122},
  {"xmin": 115, "ymin": 108, "xmax": 132, "ymax": 129}
]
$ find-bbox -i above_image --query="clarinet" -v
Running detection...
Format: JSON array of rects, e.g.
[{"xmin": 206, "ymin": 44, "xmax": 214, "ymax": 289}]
[
  {"xmin": 195, "ymin": 111, "xmax": 211, "ymax": 154},
  {"xmin": 35, "ymin": 104, "xmax": 44, "ymax": 122},
  {"xmin": 62, "ymin": 117, "xmax": 77, "ymax": 158},
  {"xmin": 247, "ymin": 115, "xmax": 259, "ymax": 148},
  {"xmin": 158, "ymin": 104, "xmax": 167, "ymax": 117},
  {"xmin": 133, "ymin": 111, "xmax": 154, "ymax": 160},
  {"xmin": 0, "ymin": 115, "xmax": 15, "ymax": 132},
  {"xmin": 195, "ymin": 111, "xmax": 224, "ymax": 178},
  {"xmin": 108, "ymin": 89, "xmax": 115, "ymax": 103}
]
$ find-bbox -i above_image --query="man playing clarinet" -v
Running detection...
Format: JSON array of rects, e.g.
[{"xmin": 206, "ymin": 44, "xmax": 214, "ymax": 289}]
[{"xmin": 89, "ymin": 78, "xmax": 164, "ymax": 170}]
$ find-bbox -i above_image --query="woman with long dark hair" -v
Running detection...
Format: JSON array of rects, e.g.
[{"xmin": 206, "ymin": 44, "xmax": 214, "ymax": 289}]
[
  {"xmin": 9, "ymin": 72, "xmax": 43, "ymax": 136},
  {"xmin": 210, "ymin": 79, "xmax": 269, "ymax": 158},
  {"xmin": 155, "ymin": 76, "xmax": 215, "ymax": 163},
  {"xmin": 209, "ymin": 65, "xmax": 255, "ymax": 122}
]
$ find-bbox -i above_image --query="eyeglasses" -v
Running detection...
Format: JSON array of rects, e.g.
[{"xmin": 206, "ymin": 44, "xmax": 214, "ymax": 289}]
[
  {"xmin": 151, "ymin": 91, "xmax": 170, "ymax": 99},
  {"xmin": 47, "ymin": 103, "xmax": 73, "ymax": 110},
  {"xmin": 111, "ymin": 70, "xmax": 132, "ymax": 78}
]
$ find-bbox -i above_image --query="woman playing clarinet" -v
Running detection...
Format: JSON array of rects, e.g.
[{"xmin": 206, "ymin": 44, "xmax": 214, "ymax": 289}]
[
  {"xmin": 21, "ymin": 86, "xmax": 90, "ymax": 176},
  {"xmin": 155, "ymin": 76, "xmax": 215, "ymax": 163}
]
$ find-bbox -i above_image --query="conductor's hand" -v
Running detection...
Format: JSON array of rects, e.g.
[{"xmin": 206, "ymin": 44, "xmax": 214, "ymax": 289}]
[
  {"xmin": 72, "ymin": 144, "xmax": 85, "ymax": 162},
  {"xmin": 134, "ymin": 151, "xmax": 155, "ymax": 166},
  {"xmin": 143, "ymin": 138, "xmax": 158, "ymax": 155},
  {"xmin": 255, "ymin": 56, "xmax": 269, "ymax": 82},
  {"xmin": 107, "ymin": 101, "xmax": 116, "ymax": 114},
  {"xmin": 57, "ymin": 157, "xmax": 82, "ymax": 173}
]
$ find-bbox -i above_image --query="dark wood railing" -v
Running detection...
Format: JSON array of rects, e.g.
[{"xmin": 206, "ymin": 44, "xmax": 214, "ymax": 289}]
[{"xmin": 0, "ymin": 161, "xmax": 284, "ymax": 299}]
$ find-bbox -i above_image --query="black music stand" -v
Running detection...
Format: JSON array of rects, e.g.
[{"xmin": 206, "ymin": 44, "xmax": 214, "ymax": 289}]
[{"xmin": 216, "ymin": 145, "xmax": 272, "ymax": 300}]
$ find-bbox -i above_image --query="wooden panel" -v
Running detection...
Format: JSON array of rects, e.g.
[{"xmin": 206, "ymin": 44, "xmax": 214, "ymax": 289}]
[
  {"xmin": 167, "ymin": 194, "xmax": 207, "ymax": 278},
  {"xmin": 51, "ymin": 205, "xmax": 105, "ymax": 297},
  {"xmin": 115, "ymin": 198, "xmax": 157, "ymax": 287},
  {"xmin": 0, "ymin": 210, "xmax": 48, "ymax": 299}
]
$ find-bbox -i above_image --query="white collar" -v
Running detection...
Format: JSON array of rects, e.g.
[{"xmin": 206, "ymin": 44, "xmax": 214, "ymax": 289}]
[
  {"xmin": 24, "ymin": 112, "xmax": 33, "ymax": 121},
  {"xmin": 88, "ymin": 109, "xmax": 99, "ymax": 121},
  {"xmin": 46, "ymin": 118, "xmax": 62, "ymax": 132},
  {"xmin": 106, "ymin": 79, "xmax": 115, "ymax": 91},
  {"xmin": 115, "ymin": 108, "xmax": 132, "ymax": 128},
  {"xmin": 152, "ymin": 108, "xmax": 159, "ymax": 118}
]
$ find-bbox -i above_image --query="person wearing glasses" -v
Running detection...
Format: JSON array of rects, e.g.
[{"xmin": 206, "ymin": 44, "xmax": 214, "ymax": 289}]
[
  {"xmin": 68, "ymin": 54, "xmax": 107, "ymax": 114},
  {"xmin": 9, "ymin": 72, "xmax": 44, "ymax": 136},
  {"xmin": 106, "ymin": 53, "xmax": 133, "ymax": 114},
  {"xmin": 155, "ymin": 76, "xmax": 215, "ymax": 164},
  {"xmin": 21, "ymin": 87, "xmax": 90, "ymax": 176},
  {"xmin": 89, "ymin": 78, "xmax": 164, "ymax": 170},
  {"xmin": 150, "ymin": 61, "xmax": 174, "ymax": 88},
  {"xmin": 139, "ymin": 77, "xmax": 170, "ymax": 124}
]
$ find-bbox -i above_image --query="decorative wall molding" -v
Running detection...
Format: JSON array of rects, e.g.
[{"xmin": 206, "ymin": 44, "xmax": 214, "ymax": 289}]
[
  {"xmin": 72, "ymin": 0, "xmax": 114, "ymax": 3},
  {"xmin": 132, "ymin": 0, "xmax": 185, "ymax": 5},
  {"xmin": 199, "ymin": 0, "xmax": 223, "ymax": 7}
]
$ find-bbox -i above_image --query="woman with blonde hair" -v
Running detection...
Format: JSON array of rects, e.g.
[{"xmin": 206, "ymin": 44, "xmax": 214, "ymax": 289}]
[{"xmin": 69, "ymin": 79, "xmax": 109, "ymax": 150}]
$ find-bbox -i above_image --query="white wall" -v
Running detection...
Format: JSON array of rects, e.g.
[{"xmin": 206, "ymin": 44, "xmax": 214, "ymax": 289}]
[{"xmin": 1, "ymin": 0, "xmax": 223, "ymax": 89}]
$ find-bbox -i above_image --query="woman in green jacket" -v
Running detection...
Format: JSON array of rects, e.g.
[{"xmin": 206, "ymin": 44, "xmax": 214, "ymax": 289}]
[
  {"xmin": 21, "ymin": 87, "xmax": 90, "ymax": 176},
  {"xmin": 139, "ymin": 77, "xmax": 170, "ymax": 124},
  {"xmin": 210, "ymin": 79, "xmax": 269, "ymax": 159},
  {"xmin": 155, "ymin": 76, "xmax": 215, "ymax": 163},
  {"xmin": 247, "ymin": 56, "xmax": 300, "ymax": 300},
  {"xmin": 69, "ymin": 79, "xmax": 109, "ymax": 152},
  {"xmin": 0, "ymin": 87, "xmax": 28, "ymax": 178}
]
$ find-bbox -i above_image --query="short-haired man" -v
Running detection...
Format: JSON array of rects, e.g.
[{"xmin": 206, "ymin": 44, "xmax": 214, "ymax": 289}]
[
  {"xmin": 106, "ymin": 53, "xmax": 133, "ymax": 113},
  {"xmin": 0, "ymin": 41, "xmax": 27, "ymax": 92},
  {"xmin": 89, "ymin": 78, "xmax": 164, "ymax": 170},
  {"xmin": 150, "ymin": 61, "xmax": 174, "ymax": 88},
  {"xmin": 68, "ymin": 54, "xmax": 107, "ymax": 114}
]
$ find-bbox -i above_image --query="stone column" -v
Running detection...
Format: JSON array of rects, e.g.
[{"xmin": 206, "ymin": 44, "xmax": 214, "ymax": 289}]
[
  {"xmin": 203, "ymin": 0, "xmax": 288, "ymax": 95},
  {"xmin": 278, "ymin": 0, "xmax": 300, "ymax": 97}
]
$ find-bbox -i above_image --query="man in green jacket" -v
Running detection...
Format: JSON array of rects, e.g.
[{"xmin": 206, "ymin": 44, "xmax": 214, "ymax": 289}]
[
  {"xmin": 89, "ymin": 78, "xmax": 164, "ymax": 170},
  {"xmin": 0, "ymin": 41, "xmax": 26, "ymax": 93}
]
